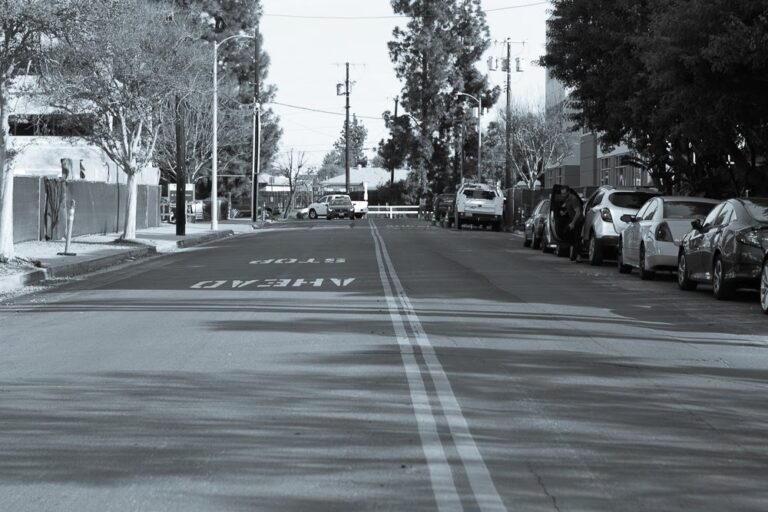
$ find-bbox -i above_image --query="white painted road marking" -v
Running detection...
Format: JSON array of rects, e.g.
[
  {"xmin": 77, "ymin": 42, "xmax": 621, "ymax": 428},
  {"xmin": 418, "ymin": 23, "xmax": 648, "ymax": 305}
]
[
  {"xmin": 369, "ymin": 219, "xmax": 507, "ymax": 512},
  {"xmin": 249, "ymin": 258, "xmax": 346, "ymax": 264},
  {"xmin": 190, "ymin": 278, "xmax": 355, "ymax": 289}
]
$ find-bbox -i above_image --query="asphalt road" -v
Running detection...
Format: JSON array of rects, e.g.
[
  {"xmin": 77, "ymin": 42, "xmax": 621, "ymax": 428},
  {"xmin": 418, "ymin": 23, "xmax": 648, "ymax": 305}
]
[{"xmin": 1, "ymin": 217, "xmax": 767, "ymax": 512}]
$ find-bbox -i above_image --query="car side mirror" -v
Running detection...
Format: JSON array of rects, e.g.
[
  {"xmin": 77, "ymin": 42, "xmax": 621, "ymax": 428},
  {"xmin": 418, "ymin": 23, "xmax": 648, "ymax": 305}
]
[
  {"xmin": 620, "ymin": 214, "xmax": 636, "ymax": 223},
  {"xmin": 691, "ymin": 219, "xmax": 703, "ymax": 231}
]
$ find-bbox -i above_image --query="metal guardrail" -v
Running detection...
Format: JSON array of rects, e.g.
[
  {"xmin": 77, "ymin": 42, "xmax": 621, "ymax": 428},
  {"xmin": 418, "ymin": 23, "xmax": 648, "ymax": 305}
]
[{"xmin": 366, "ymin": 205, "xmax": 421, "ymax": 218}]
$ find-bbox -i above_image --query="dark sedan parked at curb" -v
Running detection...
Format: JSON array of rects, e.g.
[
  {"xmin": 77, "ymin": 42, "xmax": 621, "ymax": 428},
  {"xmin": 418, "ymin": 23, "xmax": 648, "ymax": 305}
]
[
  {"xmin": 523, "ymin": 199, "xmax": 550, "ymax": 249},
  {"xmin": 326, "ymin": 197, "xmax": 355, "ymax": 220},
  {"xmin": 434, "ymin": 193, "xmax": 456, "ymax": 228},
  {"xmin": 761, "ymin": 248, "xmax": 768, "ymax": 314},
  {"xmin": 677, "ymin": 197, "xmax": 768, "ymax": 300}
]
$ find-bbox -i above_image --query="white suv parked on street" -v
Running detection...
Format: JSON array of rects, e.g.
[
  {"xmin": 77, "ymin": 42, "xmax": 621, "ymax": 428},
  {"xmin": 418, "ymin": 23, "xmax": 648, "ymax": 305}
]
[{"xmin": 454, "ymin": 181, "xmax": 504, "ymax": 231}]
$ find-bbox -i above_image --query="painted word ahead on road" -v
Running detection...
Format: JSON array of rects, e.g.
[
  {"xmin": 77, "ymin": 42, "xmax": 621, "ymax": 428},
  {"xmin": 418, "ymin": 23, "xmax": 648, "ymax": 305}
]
[
  {"xmin": 250, "ymin": 258, "xmax": 346, "ymax": 265},
  {"xmin": 190, "ymin": 278, "xmax": 355, "ymax": 289}
]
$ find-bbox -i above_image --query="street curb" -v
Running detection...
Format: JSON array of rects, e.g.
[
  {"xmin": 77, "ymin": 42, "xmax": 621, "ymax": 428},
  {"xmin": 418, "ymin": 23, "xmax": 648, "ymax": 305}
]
[
  {"xmin": 44, "ymin": 246, "xmax": 158, "ymax": 279},
  {"xmin": 0, "ymin": 268, "xmax": 49, "ymax": 293},
  {"xmin": 176, "ymin": 229, "xmax": 235, "ymax": 248},
  {"xmin": 2, "ymin": 229, "xmax": 239, "ymax": 296}
]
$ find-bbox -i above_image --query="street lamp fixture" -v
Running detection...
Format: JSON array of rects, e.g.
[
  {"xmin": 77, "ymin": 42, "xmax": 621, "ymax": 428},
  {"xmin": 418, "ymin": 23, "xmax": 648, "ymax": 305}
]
[
  {"xmin": 212, "ymin": 33, "xmax": 255, "ymax": 230},
  {"xmin": 455, "ymin": 92, "xmax": 483, "ymax": 181}
]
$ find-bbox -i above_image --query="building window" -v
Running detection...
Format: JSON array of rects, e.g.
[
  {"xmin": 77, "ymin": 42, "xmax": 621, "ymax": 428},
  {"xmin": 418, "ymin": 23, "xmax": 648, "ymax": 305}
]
[{"xmin": 8, "ymin": 114, "xmax": 94, "ymax": 137}]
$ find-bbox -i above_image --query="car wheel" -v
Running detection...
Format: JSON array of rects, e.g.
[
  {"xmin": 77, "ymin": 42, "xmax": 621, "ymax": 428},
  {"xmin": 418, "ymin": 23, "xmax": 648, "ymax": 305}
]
[
  {"xmin": 712, "ymin": 255, "xmax": 734, "ymax": 300},
  {"xmin": 588, "ymin": 234, "xmax": 603, "ymax": 266},
  {"xmin": 760, "ymin": 258, "xmax": 768, "ymax": 314},
  {"xmin": 638, "ymin": 245, "xmax": 655, "ymax": 280},
  {"xmin": 677, "ymin": 252, "xmax": 698, "ymax": 291},
  {"xmin": 308, "ymin": 209, "xmax": 317, "ymax": 220},
  {"xmin": 532, "ymin": 232, "xmax": 541, "ymax": 250},
  {"xmin": 523, "ymin": 230, "xmax": 532, "ymax": 247},
  {"xmin": 555, "ymin": 243, "xmax": 569, "ymax": 257},
  {"xmin": 617, "ymin": 237, "xmax": 632, "ymax": 274}
]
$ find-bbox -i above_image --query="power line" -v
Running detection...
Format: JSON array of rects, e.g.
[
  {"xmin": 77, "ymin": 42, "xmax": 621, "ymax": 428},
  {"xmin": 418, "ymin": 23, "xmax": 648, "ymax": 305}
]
[
  {"xmin": 269, "ymin": 101, "xmax": 383, "ymax": 121},
  {"xmin": 263, "ymin": 2, "xmax": 547, "ymax": 20}
]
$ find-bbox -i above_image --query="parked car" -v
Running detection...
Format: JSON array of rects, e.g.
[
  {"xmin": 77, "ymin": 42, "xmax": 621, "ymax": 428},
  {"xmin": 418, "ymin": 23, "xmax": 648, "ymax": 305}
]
[
  {"xmin": 617, "ymin": 196, "xmax": 719, "ymax": 279},
  {"xmin": 547, "ymin": 184, "xmax": 583, "ymax": 257},
  {"xmin": 677, "ymin": 198, "xmax": 768, "ymax": 300},
  {"xmin": 761, "ymin": 249, "xmax": 768, "ymax": 314},
  {"xmin": 523, "ymin": 199, "xmax": 550, "ymax": 249},
  {"xmin": 540, "ymin": 215, "xmax": 557, "ymax": 254},
  {"xmin": 455, "ymin": 181, "xmax": 504, "ymax": 231},
  {"xmin": 580, "ymin": 186, "xmax": 660, "ymax": 265},
  {"xmin": 307, "ymin": 194, "xmax": 351, "ymax": 219},
  {"xmin": 434, "ymin": 193, "xmax": 456, "ymax": 227},
  {"xmin": 326, "ymin": 196, "xmax": 355, "ymax": 220}
]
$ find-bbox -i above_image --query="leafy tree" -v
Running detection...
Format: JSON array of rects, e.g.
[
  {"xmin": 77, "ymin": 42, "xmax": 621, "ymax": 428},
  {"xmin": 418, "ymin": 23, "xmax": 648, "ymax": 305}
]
[
  {"xmin": 0, "ymin": 0, "xmax": 81, "ymax": 262},
  {"xmin": 542, "ymin": 0, "xmax": 768, "ymax": 196},
  {"xmin": 316, "ymin": 152, "xmax": 343, "ymax": 182},
  {"xmin": 172, "ymin": 0, "xmax": 282, "ymax": 174},
  {"xmin": 387, "ymin": 0, "xmax": 499, "ymax": 194},
  {"xmin": 376, "ymin": 111, "xmax": 413, "ymax": 185},
  {"xmin": 44, "ymin": 0, "xmax": 195, "ymax": 239},
  {"xmin": 318, "ymin": 115, "xmax": 369, "ymax": 180}
]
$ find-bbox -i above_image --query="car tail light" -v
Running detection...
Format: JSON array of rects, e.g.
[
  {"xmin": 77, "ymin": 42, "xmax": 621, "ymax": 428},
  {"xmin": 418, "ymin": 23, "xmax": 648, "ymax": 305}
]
[
  {"xmin": 655, "ymin": 222, "xmax": 673, "ymax": 242},
  {"xmin": 737, "ymin": 228, "xmax": 763, "ymax": 248},
  {"xmin": 600, "ymin": 208, "xmax": 613, "ymax": 222}
]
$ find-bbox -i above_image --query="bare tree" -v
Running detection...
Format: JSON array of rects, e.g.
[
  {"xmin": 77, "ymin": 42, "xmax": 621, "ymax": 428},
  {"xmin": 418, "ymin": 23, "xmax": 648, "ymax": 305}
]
[
  {"xmin": 486, "ymin": 102, "xmax": 574, "ymax": 190},
  {"xmin": 43, "ymin": 0, "xmax": 196, "ymax": 240},
  {"xmin": 277, "ymin": 149, "xmax": 308, "ymax": 213},
  {"xmin": 278, "ymin": 149, "xmax": 307, "ymax": 197},
  {"xmin": 0, "ymin": 0, "xmax": 80, "ymax": 261},
  {"xmin": 155, "ymin": 82, "xmax": 252, "ymax": 187}
]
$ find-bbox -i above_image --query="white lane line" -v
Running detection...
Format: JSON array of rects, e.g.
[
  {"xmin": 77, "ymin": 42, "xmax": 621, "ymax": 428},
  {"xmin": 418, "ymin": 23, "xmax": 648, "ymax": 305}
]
[
  {"xmin": 371, "ymin": 220, "xmax": 508, "ymax": 512},
  {"xmin": 370, "ymin": 222, "xmax": 463, "ymax": 511}
]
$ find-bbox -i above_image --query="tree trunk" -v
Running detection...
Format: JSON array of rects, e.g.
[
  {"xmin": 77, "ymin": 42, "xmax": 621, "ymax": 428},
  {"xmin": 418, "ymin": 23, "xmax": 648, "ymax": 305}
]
[
  {"xmin": 0, "ymin": 90, "xmax": 14, "ymax": 262},
  {"xmin": 122, "ymin": 171, "xmax": 138, "ymax": 240}
]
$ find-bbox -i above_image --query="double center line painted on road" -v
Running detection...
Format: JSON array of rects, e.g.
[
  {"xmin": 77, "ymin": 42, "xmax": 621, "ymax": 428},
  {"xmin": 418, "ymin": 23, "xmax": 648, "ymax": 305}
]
[{"xmin": 369, "ymin": 220, "xmax": 507, "ymax": 512}]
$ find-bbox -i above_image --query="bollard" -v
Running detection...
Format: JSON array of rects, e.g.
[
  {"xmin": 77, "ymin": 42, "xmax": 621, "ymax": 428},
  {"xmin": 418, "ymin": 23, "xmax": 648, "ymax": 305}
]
[{"xmin": 57, "ymin": 199, "xmax": 77, "ymax": 256}]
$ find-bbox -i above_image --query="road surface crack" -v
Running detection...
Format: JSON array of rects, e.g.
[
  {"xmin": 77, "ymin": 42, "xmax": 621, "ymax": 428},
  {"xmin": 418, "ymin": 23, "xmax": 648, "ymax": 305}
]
[{"xmin": 527, "ymin": 462, "xmax": 562, "ymax": 512}]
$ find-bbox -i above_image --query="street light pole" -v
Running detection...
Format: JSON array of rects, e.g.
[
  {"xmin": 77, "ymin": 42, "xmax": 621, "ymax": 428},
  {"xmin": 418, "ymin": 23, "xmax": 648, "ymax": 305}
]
[
  {"xmin": 212, "ymin": 33, "xmax": 254, "ymax": 230},
  {"xmin": 456, "ymin": 92, "xmax": 482, "ymax": 181},
  {"xmin": 252, "ymin": 103, "xmax": 261, "ymax": 221}
]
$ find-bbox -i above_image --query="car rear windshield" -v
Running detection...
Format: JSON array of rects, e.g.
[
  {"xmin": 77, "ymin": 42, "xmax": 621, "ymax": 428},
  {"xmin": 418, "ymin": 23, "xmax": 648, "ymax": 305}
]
[
  {"xmin": 743, "ymin": 199, "xmax": 768, "ymax": 222},
  {"xmin": 662, "ymin": 201, "xmax": 716, "ymax": 219},
  {"xmin": 609, "ymin": 192, "xmax": 656, "ymax": 209},
  {"xmin": 463, "ymin": 189, "xmax": 497, "ymax": 200}
]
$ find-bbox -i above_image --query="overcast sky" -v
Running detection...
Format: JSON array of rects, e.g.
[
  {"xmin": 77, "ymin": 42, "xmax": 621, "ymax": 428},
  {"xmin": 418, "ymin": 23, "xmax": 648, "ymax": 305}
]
[{"xmin": 260, "ymin": 0, "xmax": 550, "ymax": 168}]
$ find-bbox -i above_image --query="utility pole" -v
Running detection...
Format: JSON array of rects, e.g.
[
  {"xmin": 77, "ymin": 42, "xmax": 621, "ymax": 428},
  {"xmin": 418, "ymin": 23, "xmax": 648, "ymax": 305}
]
[
  {"xmin": 505, "ymin": 38, "xmax": 513, "ymax": 230},
  {"xmin": 344, "ymin": 62, "xmax": 350, "ymax": 194},
  {"xmin": 391, "ymin": 96, "xmax": 398, "ymax": 185},
  {"xmin": 252, "ymin": 17, "xmax": 261, "ymax": 222},
  {"xmin": 175, "ymin": 95, "xmax": 186, "ymax": 236}
]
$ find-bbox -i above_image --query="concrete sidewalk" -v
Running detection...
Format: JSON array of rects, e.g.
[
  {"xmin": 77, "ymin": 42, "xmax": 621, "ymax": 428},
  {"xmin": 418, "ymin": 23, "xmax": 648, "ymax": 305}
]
[{"xmin": 0, "ymin": 220, "xmax": 256, "ymax": 296}]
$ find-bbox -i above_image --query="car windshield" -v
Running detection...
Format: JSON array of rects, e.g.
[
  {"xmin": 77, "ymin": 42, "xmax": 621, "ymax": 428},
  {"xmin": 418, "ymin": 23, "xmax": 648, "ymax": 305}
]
[
  {"xmin": 662, "ymin": 201, "xmax": 716, "ymax": 219},
  {"xmin": 463, "ymin": 189, "xmax": 496, "ymax": 200},
  {"xmin": 743, "ymin": 199, "xmax": 768, "ymax": 223},
  {"xmin": 330, "ymin": 198, "xmax": 352, "ymax": 206},
  {"xmin": 609, "ymin": 192, "xmax": 656, "ymax": 209}
]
